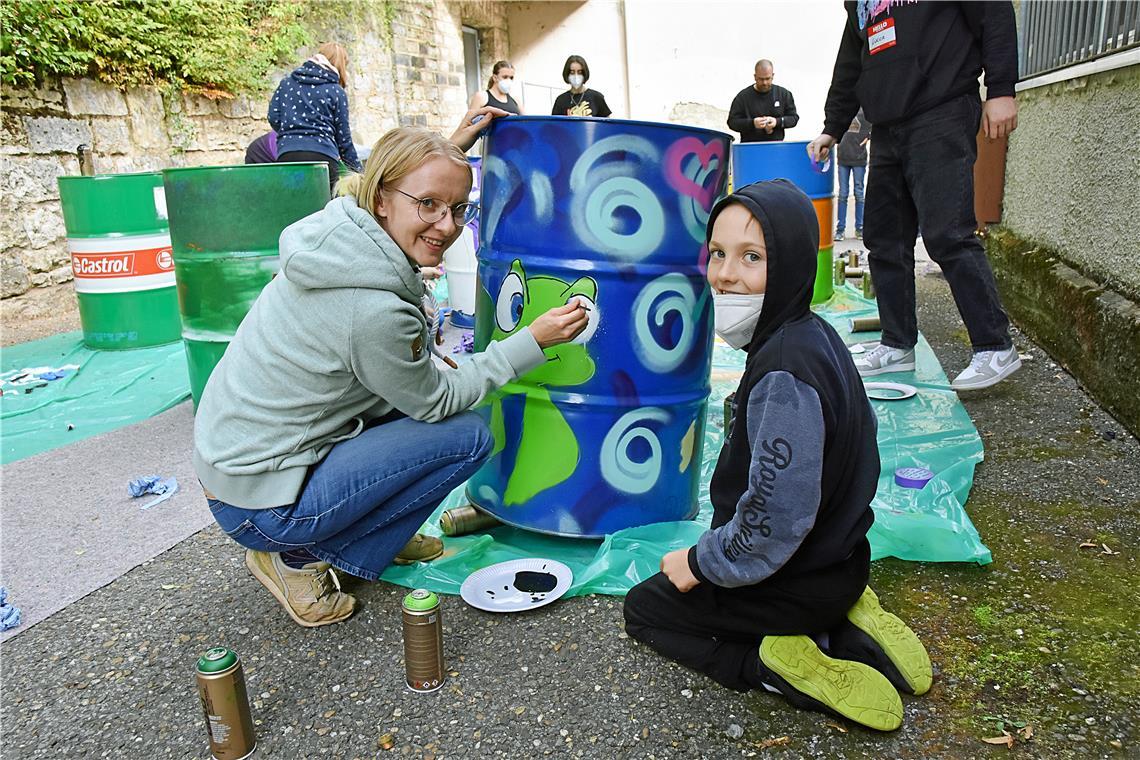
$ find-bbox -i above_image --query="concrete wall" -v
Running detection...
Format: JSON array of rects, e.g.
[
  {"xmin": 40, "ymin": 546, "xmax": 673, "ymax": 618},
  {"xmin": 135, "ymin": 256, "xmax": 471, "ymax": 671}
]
[
  {"xmin": 507, "ymin": 1, "xmax": 629, "ymax": 117},
  {"xmin": 622, "ymin": 0, "xmax": 846, "ymax": 134},
  {"xmin": 506, "ymin": 0, "xmax": 846, "ymax": 134},
  {"xmin": 0, "ymin": 0, "xmax": 510, "ymax": 298},
  {"xmin": 1002, "ymin": 64, "xmax": 1140, "ymax": 301}
]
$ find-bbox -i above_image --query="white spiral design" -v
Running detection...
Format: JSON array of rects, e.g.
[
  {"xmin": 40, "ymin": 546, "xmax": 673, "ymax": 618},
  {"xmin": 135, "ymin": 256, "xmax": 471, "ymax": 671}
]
[
  {"xmin": 570, "ymin": 136, "xmax": 664, "ymax": 261},
  {"xmin": 632, "ymin": 273, "xmax": 705, "ymax": 373},
  {"xmin": 600, "ymin": 407, "xmax": 670, "ymax": 495}
]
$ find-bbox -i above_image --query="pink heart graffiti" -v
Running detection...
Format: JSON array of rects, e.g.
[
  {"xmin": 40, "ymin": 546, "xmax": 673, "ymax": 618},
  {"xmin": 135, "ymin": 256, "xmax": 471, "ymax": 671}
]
[{"xmin": 664, "ymin": 137, "xmax": 726, "ymax": 212}]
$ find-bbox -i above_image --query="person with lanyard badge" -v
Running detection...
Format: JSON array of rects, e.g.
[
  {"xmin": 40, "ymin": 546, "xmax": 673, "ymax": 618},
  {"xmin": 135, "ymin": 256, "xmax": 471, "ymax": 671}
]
[
  {"xmin": 808, "ymin": 1, "xmax": 1022, "ymax": 390},
  {"xmin": 468, "ymin": 60, "xmax": 523, "ymax": 115},
  {"xmin": 268, "ymin": 42, "xmax": 362, "ymax": 191},
  {"xmin": 551, "ymin": 55, "xmax": 612, "ymax": 118},
  {"xmin": 194, "ymin": 106, "xmax": 584, "ymax": 630}
]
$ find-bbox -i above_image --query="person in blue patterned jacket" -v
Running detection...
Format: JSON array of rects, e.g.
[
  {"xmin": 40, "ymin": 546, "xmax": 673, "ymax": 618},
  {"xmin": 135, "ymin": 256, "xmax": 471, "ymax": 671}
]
[{"xmin": 269, "ymin": 42, "xmax": 362, "ymax": 190}]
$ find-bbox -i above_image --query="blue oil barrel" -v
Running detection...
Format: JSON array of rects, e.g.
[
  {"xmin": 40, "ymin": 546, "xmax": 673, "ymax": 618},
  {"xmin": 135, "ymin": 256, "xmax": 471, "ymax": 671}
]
[
  {"xmin": 467, "ymin": 116, "xmax": 732, "ymax": 537},
  {"xmin": 732, "ymin": 141, "xmax": 835, "ymax": 304}
]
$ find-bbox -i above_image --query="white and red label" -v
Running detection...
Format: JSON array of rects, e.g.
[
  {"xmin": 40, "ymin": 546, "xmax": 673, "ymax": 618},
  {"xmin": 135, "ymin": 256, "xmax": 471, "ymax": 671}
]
[
  {"xmin": 69, "ymin": 233, "xmax": 176, "ymax": 293},
  {"xmin": 868, "ymin": 17, "xmax": 897, "ymax": 55}
]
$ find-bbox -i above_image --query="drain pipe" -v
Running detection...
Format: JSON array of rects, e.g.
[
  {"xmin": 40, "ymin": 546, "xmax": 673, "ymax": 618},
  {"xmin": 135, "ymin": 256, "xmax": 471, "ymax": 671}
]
[{"xmin": 619, "ymin": 0, "xmax": 633, "ymax": 118}]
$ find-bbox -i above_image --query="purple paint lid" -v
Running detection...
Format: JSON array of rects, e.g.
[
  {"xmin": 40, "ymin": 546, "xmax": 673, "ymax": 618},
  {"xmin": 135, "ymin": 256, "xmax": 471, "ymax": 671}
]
[{"xmin": 895, "ymin": 467, "xmax": 935, "ymax": 489}]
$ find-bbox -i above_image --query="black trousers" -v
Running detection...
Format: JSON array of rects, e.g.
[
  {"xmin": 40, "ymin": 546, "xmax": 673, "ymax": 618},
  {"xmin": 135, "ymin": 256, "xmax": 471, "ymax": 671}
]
[
  {"xmin": 864, "ymin": 93, "xmax": 1012, "ymax": 353},
  {"xmin": 623, "ymin": 540, "xmax": 870, "ymax": 692},
  {"xmin": 278, "ymin": 150, "xmax": 340, "ymax": 192}
]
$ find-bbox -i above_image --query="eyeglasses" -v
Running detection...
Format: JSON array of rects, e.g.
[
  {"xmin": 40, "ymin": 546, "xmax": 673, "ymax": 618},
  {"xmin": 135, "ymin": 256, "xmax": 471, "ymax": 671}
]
[{"xmin": 390, "ymin": 187, "xmax": 478, "ymax": 225}]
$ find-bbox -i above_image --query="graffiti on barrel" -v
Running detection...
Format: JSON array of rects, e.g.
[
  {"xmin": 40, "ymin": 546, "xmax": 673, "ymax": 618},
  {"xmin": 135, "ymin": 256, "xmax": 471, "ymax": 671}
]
[{"xmin": 470, "ymin": 117, "xmax": 731, "ymax": 537}]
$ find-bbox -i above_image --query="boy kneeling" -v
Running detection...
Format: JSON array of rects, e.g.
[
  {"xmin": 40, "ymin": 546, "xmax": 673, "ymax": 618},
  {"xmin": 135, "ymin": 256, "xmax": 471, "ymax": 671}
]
[{"xmin": 623, "ymin": 180, "xmax": 931, "ymax": 731}]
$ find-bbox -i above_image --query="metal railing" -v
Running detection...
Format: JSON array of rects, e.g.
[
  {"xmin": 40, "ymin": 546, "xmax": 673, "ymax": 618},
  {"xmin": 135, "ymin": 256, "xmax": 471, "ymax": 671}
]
[{"xmin": 1019, "ymin": 0, "xmax": 1139, "ymax": 79}]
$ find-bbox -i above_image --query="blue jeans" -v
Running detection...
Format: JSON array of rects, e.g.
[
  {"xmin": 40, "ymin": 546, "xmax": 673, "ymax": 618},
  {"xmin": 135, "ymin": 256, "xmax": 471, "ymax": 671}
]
[
  {"xmin": 864, "ymin": 92, "xmax": 1011, "ymax": 352},
  {"xmin": 836, "ymin": 164, "xmax": 865, "ymax": 233},
  {"xmin": 208, "ymin": 411, "xmax": 493, "ymax": 581}
]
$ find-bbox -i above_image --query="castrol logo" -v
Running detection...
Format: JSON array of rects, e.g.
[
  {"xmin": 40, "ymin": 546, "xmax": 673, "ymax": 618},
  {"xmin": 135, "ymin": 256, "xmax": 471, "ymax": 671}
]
[
  {"xmin": 73, "ymin": 252, "xmax": 136, "ymax": 277},
  {"xmin": 68, "ymin": 234, "xmax": 176, "ymax": 293}
]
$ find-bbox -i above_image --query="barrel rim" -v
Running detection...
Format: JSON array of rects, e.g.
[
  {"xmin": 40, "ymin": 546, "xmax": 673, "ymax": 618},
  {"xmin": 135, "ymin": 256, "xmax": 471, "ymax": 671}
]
[
  {"xmin": 161, "ymin": 161, "xmax": 329, "ymax": 176},
  {"xmin": 58, "ymin": 170, "xmax": 163, "ymax": 183},
  {"xmin": 488, "ymin": 115, "xmax": 734, "ymax": 142}
]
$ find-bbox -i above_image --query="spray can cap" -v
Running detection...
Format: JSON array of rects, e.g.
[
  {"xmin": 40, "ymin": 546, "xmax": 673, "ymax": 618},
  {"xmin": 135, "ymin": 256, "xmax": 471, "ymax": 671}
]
[
  {"xmin": 197, "ymin": 647, "xmax": 237, "ymax": 672},
  {"xmin": 403, "ymin": 589, "xmax": 439, "ymax": 611}
]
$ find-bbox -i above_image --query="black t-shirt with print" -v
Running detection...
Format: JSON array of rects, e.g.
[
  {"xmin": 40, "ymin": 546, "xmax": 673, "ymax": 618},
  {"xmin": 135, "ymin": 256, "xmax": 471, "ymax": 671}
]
[{"xmin": 551, "ymin": 88, "xmax": 612, "ymax": 118}]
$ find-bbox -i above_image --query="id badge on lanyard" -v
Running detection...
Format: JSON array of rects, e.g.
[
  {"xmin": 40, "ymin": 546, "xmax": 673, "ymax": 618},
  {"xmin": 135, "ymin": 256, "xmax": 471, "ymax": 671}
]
[{"xmin": 868, "ymin": 17, "xmax": 897, "ymax": 55}]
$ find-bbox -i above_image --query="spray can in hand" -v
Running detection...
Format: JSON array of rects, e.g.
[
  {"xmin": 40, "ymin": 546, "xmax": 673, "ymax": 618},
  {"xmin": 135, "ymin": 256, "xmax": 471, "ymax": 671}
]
[{"xmin": 402, "ymin": 589, "xmax": 445, "ymax": 692}]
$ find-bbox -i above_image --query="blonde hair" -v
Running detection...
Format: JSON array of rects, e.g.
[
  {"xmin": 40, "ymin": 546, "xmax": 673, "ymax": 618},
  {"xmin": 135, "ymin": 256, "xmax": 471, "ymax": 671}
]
[
  {"xmin": 318, "ymin": 42, "xmax": 349, "ymax": 86},
  {"xmin": 336, "ymin": 127, "xmax": 470, "ymax": 217}
]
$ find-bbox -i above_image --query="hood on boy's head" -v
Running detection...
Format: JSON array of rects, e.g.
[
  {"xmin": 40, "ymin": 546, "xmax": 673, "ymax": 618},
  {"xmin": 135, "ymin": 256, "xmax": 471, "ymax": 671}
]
[{"xmin": 705, "ymin": 179, "xmax": 819, "ymax": 353}]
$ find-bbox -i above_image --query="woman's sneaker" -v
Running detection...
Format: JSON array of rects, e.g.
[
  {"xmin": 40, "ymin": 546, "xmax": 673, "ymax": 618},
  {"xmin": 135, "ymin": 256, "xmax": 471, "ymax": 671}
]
[
  {"xmin": 853, "ymin": 344, "xmax": 916, "ymax": 376},
  {"xmin": 758, "ymin": 635, "xmax": 903, "ymax": 731},
  {"xmin": 835, "ymin": 228, "xmax": 846, "ymax": 241},
  {"xmin": 830, "ymin": 586, "xmax": 933, "ymax": 695},
  {"xmin": 245, "ymin": 550, "xmax": 356, "ymax": 628},
  {"xmin": 950, "ymin": 346, "xmax": 1021, "ymax": 390},
  {"xmin": 392, "ymin": 533, "xmax": 444, "ymax": 565}
]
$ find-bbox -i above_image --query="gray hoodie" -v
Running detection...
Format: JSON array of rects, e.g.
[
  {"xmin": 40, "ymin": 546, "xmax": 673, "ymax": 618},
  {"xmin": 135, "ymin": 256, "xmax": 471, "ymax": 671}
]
[{"xmin": 193, "ymin": 196, "xmax": 546, "ymax": 508}]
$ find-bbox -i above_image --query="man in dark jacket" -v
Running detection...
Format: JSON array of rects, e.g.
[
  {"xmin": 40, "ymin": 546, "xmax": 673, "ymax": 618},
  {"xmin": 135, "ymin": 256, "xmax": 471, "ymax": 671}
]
[
  {"xmin": 727, "ymin": 60, "xmax": 799, "ymax": 142},
  {"xmin": 808, "ymin": 1, "xmax": 1021, "ymax": 391}
]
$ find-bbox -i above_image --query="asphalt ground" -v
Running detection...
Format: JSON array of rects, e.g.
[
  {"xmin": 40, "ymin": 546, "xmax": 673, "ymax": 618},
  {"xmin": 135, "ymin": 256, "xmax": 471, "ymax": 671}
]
[{"xmin": 1, "ymin": 237, "xmax": 1137, "ymax": 759}]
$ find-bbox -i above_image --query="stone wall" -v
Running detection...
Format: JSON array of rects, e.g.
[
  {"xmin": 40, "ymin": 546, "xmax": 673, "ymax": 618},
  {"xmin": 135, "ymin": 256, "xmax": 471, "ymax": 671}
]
[
  {"xmin": 1001, "ymin": 63, "xmax": 1140, "ymax": 301},
  {"xmin": 0, "ymin": 0, "xmax": 511, "ymax": 298}
]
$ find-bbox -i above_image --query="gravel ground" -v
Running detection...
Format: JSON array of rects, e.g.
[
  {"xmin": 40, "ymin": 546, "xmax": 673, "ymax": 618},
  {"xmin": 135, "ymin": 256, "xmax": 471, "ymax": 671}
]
[{"xmin": 2, "ymin": 245, "xmax": 1137, "ymax": 759}]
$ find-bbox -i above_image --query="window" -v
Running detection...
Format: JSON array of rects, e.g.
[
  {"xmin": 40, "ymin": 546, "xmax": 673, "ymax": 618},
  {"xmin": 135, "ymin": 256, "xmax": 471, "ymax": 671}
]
[
  {"xmin": 462, "ymin": 26, "xmax": 481, "ymax": 100},
  {"xmin": 1019, "ymin": 1, "xmax": 1139, "ymax": 79}
]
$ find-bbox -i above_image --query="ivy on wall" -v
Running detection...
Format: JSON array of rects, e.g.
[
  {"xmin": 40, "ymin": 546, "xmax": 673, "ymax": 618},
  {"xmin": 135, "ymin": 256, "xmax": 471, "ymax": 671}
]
[{"xmin": 0, "ymin": 0, "xmax": 312, "ymax": 95}]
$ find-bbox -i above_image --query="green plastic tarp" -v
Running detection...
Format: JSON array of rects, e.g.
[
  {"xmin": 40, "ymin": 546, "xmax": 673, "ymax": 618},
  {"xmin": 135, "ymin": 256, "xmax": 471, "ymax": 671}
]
[
  {"xmin": 1, "ymin": 332, "xmax": 190, "ymax": 464},
  {"xmin": 382, "ymin": 284, "xmax": 991, "ymax": 598}
]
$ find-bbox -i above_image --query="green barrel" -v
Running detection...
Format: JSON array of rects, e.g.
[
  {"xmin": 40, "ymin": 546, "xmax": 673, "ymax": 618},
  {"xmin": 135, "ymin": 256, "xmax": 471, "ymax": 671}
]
[
  {"xmin": 57, "ymin": 172, "xmax": 182, "ymax": 350},
  {"xmin": 163, "ymin": 163, "xmax": 329, "ymax": 407}
]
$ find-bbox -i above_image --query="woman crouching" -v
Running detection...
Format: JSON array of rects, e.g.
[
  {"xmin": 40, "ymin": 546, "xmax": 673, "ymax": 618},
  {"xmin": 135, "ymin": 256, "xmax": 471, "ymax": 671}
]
[{"xmin": 194, "ymin": 127, "xmax": 587, "ymax": 627}]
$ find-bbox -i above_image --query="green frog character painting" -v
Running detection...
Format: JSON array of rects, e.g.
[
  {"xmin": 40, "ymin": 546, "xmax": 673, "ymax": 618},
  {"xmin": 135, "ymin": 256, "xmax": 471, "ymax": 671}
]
[{"xmin": 473, "ymin": 259, "xmax": 599, "ymax": 506}]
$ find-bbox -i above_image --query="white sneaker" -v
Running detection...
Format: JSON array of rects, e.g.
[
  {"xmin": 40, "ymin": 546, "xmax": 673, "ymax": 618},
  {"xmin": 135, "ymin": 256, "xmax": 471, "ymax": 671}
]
[
  {"xmin": 951, "ymin": 346, "xmax": 1021, "ymax": 390},
  {"xmin": 853, "ymin": 344, "xmax": 916, "ymax": 377}
]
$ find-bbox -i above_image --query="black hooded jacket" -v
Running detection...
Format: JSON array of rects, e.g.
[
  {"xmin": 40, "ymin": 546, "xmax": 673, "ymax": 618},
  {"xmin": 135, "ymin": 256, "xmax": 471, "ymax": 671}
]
[{"xmin": 688, "ymin": 180, "xmax": 878, "ymax": 589}]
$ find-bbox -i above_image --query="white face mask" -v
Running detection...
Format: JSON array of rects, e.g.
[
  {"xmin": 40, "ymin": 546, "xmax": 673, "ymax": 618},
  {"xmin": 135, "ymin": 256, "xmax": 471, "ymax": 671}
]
[
  {"xmin": 497, "ymin": 78, "xmax": 512, "ymax": 95},
  {"xmin": 713, "ymin": 292, "xmax": 765, "ymax": 349},
  {"xmin": 569, "ymin": 74, "xmax": 585, "ymax": 89}
]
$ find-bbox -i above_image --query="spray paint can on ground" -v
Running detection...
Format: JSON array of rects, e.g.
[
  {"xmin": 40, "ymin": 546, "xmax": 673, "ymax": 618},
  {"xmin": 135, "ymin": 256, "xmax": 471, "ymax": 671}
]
[
  {"xmin": 402, "ymin": 589, "xmax": 444, "ymax": 692},
  {"xmin": 439, "ymin": 505, "xmax": 501, "ymax": 536},
  {"xmin": 196, "ymin": 647, "xmax": 256, "ymax": 760}
]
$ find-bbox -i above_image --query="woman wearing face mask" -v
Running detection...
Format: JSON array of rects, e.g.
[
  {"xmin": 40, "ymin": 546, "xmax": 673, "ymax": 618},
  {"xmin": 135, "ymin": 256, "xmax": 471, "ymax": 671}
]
[
  {"xmin": 468, "ymin": 60, "xmax": 522, "ymax": 115},
  {"xmin": 194, "ymin": 122, "xmax": 587, "ymax": 628},
  {"xmin": 551, "ymin": 55, "xmax": 612, "ymax": 118},
  {"xmin": 623, "ymin": 180, "xmax": 932, "ymax": 731}
]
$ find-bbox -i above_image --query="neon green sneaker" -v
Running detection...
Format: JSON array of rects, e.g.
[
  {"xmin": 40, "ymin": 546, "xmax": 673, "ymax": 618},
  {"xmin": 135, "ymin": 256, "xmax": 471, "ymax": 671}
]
[
  {"xmin": 843, "ymin": 586, "xmax": 933, "ymax": 695},
  {"xmin": 759, "ymin": 635, "xmax": 903, "ymax": 732}
]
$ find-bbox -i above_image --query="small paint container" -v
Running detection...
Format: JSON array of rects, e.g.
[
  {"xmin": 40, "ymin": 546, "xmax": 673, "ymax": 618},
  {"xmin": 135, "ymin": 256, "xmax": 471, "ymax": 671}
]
[{"xmin": 894, "ymin": 467, "xmax": 935, "ymax": 489}]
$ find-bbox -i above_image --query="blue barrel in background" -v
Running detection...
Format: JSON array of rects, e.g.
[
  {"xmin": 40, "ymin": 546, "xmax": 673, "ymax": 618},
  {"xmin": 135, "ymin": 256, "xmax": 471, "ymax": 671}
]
[
  {"xmin": 468, "ymin": 116, "xmax": 732, "ymax": 537},
  {"xmin": 732, "ymin": 140, "xmax": 835, "ymax": 304}
]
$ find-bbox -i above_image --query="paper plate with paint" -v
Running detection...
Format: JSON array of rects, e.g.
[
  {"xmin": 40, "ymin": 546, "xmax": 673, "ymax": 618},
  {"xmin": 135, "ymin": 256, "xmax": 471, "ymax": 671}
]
[{"xmin": 460, "ymin": 558, "xmax": 573, "ymax": 613}]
